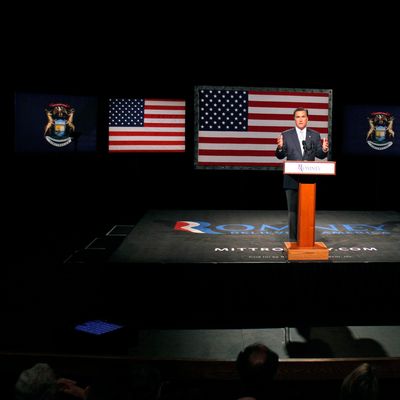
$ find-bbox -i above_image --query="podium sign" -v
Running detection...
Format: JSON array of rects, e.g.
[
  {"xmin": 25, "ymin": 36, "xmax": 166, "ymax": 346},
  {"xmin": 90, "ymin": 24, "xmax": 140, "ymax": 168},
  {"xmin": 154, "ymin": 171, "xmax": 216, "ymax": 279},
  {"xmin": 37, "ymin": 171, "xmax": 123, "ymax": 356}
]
[
  {"xmin": 283, "ymin": 161, "xmax": 336, "ymax": 261},
  {"xmin": 284, "ymin": 161, "xmax": 336, "ymax": 175}
]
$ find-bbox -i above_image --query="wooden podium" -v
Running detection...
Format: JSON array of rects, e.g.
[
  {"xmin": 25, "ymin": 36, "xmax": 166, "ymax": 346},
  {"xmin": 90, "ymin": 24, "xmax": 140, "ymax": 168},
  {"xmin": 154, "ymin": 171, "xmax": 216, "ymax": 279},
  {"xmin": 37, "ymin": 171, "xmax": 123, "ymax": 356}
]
[{"xmin": 283, "ymin": 161, "xmax": 336, "ymax": 261}]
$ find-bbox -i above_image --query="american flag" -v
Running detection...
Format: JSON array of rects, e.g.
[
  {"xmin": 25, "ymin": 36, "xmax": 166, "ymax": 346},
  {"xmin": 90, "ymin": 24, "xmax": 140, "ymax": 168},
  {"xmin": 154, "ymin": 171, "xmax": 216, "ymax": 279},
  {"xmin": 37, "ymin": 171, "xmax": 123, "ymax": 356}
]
[
  {"xmin": 109, "ymin": 98, "xmax": 185, "ymax": 152},
  {"xmin": 195, "ymin": 87, "xmax": 331, "ymax": 169}
]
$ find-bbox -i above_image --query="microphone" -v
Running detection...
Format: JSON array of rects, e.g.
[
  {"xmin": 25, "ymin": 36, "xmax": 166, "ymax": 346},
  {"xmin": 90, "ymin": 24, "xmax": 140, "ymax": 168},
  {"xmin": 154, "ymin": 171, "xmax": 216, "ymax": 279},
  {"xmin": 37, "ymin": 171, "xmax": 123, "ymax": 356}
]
[
  {"xmin": 309, "ymin": 139, "xmax": 315, "ymax": 158},
  {"xmin": 302, "ymin": 140, "xmax": 307, "ymax": 160},
  {"xmin": 302, "ymin": 139, "xmax": 314, "ymax": 160}
]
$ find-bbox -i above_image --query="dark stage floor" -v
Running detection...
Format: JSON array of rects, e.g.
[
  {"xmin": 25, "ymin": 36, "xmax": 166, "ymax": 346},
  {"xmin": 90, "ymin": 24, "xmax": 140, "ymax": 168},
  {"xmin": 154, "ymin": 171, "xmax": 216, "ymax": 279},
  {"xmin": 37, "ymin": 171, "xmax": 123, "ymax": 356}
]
[
  {"xmin": 4, "ymin": 209, "xmax": 400, "ymax": 355},
  {"xmin": 53, "ymin": 209, "xmax": 400, "ymax": 327},
  {"xmin": 109, "ymin": 210, "xmax": 400, "ymax": 263}
]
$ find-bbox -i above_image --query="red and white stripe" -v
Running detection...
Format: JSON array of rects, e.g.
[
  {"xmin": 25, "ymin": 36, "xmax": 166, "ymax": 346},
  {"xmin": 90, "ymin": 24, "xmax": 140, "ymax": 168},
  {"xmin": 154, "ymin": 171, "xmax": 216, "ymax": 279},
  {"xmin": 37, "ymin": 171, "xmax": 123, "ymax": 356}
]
[
  {"xmin": 109, "ymin": 99, "xmax": 185, "ymax": 152},
  {"xmin": 197, "ymin": 90, "xmax": 330, "ymax": 168}
]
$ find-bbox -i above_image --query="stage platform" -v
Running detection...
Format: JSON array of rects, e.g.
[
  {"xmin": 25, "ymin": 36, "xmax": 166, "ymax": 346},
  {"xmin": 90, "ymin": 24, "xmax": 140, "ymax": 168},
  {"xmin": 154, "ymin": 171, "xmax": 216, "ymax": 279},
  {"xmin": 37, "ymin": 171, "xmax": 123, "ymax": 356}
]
[
  {"xmin": 109, "ymin": 210, "xmax": 400, "ymax": 264},
  {"xmin": 56, "ymin": 209, "xmax": 400, "ymax": 327},
  {"xmin": 5, "ymin": 209, "xmax": 400, "ymax": 336}
]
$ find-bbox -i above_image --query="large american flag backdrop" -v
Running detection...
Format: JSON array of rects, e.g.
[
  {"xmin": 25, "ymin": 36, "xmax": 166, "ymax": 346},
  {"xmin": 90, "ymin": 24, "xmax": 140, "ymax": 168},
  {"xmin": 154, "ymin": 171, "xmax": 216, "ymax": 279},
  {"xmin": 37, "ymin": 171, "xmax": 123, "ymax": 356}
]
[
  {"xmin": 195, "ymin": 87, "xmax": 332, "ymax": 169},
  {"xmin": 108, "ymin": 98, "xmax": 186, "ymax": 152}
]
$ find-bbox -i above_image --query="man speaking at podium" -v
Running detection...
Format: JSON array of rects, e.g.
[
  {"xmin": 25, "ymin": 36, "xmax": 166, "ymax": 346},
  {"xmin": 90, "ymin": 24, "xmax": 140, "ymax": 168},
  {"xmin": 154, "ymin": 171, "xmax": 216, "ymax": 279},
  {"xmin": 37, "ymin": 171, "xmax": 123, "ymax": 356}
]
[{"xmin": 275, "ymin": 108, "xmax": 329, "ymax": 242}]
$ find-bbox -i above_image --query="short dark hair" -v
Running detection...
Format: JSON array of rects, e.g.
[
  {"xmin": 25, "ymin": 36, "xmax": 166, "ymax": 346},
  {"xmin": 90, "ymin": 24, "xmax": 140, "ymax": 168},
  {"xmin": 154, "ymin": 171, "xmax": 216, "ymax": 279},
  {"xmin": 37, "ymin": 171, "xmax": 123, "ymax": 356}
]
[
  {"xmin": 340, "ymin": 363, "xmax": 379, "ymax": 400},
  {"xmin": 293, "ymin": 107, "xmax": 309, "ymax": 116},
  {"xmin": 236, "ymin": 343, "xmax": 279, "ymax": 396}
]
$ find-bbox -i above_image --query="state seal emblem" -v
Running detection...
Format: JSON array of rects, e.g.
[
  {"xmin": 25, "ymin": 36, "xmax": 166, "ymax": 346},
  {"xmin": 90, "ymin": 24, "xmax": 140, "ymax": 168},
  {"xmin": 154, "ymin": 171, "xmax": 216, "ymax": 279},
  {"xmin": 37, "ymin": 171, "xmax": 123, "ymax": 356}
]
[
  {"xmin": 366, "ymin": 112, "xmax": 394, "ymax": 150},
  {"xmin": 44, "ymin": 103, "xmax": 75, "ymax": 147}
]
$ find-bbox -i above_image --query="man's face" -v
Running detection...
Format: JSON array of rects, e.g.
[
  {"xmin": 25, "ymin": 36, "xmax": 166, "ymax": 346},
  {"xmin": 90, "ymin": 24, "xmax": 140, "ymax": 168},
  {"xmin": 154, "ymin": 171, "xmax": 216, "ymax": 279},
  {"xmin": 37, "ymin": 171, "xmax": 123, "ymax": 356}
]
[{"xmin": 294, "ymin": 111, "xmax": 308, "ymax": 130}]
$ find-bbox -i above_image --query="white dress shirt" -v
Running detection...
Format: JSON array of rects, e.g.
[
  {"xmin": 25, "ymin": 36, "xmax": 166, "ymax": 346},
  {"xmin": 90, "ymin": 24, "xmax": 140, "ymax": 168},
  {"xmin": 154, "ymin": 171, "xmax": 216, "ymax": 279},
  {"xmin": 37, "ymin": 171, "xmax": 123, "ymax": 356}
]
[{"xmin": 295, "ymin": 127, "xmax": 306, "ymax": 155}]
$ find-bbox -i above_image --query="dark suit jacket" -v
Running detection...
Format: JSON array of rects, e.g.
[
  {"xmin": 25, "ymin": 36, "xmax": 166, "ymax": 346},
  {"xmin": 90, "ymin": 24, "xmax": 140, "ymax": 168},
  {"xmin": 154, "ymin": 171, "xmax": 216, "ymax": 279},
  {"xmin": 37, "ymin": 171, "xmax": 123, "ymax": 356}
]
[{"xmin": 275, "ymin": 128, "xmax": 327, "ymax": 189}]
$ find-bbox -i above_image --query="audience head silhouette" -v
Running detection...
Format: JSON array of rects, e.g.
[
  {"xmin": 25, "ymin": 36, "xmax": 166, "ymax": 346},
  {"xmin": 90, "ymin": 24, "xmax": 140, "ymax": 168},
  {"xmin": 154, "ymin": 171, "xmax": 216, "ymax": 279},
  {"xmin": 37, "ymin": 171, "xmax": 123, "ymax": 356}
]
[
  {"xmin": 236, "ymin": 343, "xmax": 279, "ymax": 399},
  {"xmin": 340, "ymin": 363, "xmax": 378, "ymax": 400},
  {"xmin": 15, "ymin": 363, "xmax": 58, "ymax": 400}
]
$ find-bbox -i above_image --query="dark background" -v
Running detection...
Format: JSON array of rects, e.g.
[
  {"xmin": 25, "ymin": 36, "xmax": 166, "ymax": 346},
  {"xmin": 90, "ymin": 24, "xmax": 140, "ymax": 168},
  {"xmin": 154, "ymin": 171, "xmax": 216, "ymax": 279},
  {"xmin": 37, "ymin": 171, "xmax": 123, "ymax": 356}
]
[
  {"xmin": 4, "ymin": 25, "xmax": 399, "ymax": 251},
  {"xmin": 2, "ymin": 7, "xmax": 400, "ymax": 255},
  {"xmin": 0, "ymin": 7, "xmax": 400, "ymax": 347}
]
